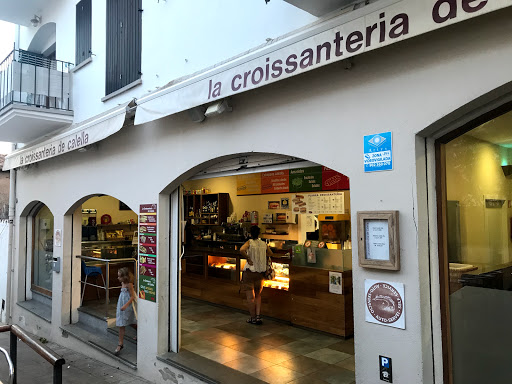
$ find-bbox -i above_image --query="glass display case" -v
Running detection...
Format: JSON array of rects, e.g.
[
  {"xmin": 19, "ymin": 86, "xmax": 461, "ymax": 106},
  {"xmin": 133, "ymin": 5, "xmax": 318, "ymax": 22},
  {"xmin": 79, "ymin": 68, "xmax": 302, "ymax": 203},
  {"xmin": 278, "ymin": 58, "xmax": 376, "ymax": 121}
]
[
  {"xmin": 208, "ymin": 255, "xmax": 238, "ymax": 281},
  {"xmin": 81, "ymin": 240, "xmax": 136, "ymax": 259},
  {"xmin": 263, "ymin": 262, "xmax": 290, "ymax": 291}
]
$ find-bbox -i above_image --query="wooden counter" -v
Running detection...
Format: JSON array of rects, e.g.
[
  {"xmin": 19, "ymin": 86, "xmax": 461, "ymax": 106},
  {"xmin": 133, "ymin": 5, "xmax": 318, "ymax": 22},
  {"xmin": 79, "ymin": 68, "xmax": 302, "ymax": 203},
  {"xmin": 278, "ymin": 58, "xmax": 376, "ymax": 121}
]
[{"xmin": 181, "ymin": 247, "xmax": 353, "ymax": 337}]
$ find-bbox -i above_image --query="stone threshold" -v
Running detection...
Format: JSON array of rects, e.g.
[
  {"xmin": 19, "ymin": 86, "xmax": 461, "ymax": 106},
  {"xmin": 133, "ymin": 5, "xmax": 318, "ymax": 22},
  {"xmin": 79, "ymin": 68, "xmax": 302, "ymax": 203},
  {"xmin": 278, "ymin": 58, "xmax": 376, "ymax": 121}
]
[
  {"xmin": 60, "ymin": 323, "xmax": 137, "ymax": 370},
  {"xmin": 157, "ymin": 350, "xmax": 266, "ymax": 384}
]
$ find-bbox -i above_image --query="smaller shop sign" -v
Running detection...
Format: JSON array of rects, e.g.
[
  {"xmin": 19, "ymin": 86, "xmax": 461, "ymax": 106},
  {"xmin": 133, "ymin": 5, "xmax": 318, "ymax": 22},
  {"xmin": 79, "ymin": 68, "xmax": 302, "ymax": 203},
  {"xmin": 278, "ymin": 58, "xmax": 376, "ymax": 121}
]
[
  {"xmin": 365, "ymin": 279, "xmax": 405, "ymax": 330},
  {"xmin": 289, "ymin": 166, "xmax": 323, "ymax": 193},
  {"xmin": 364, "ymin": 132, "xmax": 393, "ymax": 172},
  {"xmin": 322, "ymin": 167, "xmax": 349, "ymax": 190},
  {"xmin": 139, "ymin": 204, "xmax": 157, "ymax": 302},
  {"xmin": 261, "ymin": 170, "xmax": 289, "ymax": 194}
]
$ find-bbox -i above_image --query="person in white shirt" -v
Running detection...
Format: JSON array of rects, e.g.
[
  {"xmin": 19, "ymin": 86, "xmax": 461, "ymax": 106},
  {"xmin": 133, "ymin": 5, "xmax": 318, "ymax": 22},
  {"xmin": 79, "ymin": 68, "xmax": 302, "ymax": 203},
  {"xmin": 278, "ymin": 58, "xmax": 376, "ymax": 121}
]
[{"xmin": 240, "ymin": 226, "xmax": 272, "ymax": 325}]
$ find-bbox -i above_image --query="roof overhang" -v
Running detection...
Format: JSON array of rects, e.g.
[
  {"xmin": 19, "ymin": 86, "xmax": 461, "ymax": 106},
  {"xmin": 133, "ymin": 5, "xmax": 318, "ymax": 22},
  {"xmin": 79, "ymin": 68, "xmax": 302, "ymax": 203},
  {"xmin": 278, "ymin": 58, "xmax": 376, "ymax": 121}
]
[
  {"xmin": 0, "ymin": 104, "xmax": 73, "ymax": 143},
  {"xmin": 3, "ymin": 100, "xmax": 135, "ymax": 171},
  {"xmin": 0, "ymin": 0, "xmax": 60, "ymax": 26},
  {"xmin": 284, "ymin": 0, "xmax": 358, "ymax": 17}
]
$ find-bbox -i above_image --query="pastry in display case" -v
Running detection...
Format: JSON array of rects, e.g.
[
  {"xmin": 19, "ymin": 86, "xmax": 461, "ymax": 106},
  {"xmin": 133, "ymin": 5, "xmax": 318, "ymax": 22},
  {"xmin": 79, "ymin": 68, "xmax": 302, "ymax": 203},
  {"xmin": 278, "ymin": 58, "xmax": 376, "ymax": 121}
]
[
  {"xmin": 208, "ymin": 255, "xmax": 237, "ymax": 281},
  {"xmin": 263, "ymin": 262, "xmax": 289, "ymax": 291}
]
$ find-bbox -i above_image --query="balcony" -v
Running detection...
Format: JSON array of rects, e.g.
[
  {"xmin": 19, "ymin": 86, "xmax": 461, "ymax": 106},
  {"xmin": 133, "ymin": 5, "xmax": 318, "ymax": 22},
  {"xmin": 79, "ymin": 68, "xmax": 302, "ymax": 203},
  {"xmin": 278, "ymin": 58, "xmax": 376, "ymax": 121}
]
[{"xmin": 0, "ymin": 49, "xmax": 74, "ymax": 143}]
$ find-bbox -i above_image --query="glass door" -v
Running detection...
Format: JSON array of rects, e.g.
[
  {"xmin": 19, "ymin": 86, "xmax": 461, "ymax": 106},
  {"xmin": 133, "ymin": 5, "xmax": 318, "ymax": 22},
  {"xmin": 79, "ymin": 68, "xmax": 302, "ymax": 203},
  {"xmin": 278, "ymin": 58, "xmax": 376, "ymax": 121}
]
[
  {"xmin": 438, "ymin": 109, "xmax": 512, "ymax": 384},
  {"xmin": 32, "ymin": 205, "xmax": 54, "ymax": 295}
]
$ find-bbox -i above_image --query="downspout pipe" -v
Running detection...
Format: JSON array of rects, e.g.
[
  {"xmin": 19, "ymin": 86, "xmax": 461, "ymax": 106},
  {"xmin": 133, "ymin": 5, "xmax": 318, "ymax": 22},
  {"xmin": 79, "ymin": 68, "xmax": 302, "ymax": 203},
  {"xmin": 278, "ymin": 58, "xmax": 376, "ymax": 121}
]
[{"xmin": 5, "ymin": 144, "xmax": 17, "ymax": 324}]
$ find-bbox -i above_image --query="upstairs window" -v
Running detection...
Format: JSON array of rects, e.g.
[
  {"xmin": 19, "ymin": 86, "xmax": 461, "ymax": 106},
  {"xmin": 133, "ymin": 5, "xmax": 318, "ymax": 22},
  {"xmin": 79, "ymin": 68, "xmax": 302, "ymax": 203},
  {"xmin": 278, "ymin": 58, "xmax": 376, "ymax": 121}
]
[
  {"xmin": 105, "ymin": 0, "xmax": 142, "ymax": 96},
  {"xmin": 75, "ymin": 0, "xmax": 92, "ymax": 66}
]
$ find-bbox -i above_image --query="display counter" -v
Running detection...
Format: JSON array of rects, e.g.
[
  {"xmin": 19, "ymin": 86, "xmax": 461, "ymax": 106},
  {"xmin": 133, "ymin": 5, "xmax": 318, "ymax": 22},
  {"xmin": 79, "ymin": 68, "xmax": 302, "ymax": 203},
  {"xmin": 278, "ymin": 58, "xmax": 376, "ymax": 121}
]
[
  {"xmin": 181, "ymin": 244, "xmax": 353, "ymax": 337},
  {"xmin": 82, "ymin": 240, "xmax": 137, "ymax": 260}
]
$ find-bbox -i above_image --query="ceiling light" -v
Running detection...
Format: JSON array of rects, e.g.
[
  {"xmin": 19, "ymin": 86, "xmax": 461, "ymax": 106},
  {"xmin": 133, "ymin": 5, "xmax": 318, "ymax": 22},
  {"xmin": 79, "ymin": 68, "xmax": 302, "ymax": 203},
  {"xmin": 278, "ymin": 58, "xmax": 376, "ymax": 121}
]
[{"xmin": 30, "ymin": 15, "xmax": 41, "ymax": 27}]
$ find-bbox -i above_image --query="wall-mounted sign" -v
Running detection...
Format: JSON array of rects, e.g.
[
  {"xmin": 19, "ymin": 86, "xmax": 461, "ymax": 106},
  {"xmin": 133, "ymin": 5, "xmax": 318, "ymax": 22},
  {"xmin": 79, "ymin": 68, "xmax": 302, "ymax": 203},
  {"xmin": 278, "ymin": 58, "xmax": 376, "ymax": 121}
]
[
  {"xmin": 261, "ymin": 170, "xmax": 289, "ymax": 194},
  {"xmin": 292, "ymin": 192, "xmax": 345, "ymax": 215},
  {"xmin": 236, "ymin": 173, "xmax": 262, "ymax": 195},
  {"xmin": 365, "ymin": 279, "xmax": 405, "ymax": 330},
  {"xmin": 379, "ymin": 356, "xmax": 393, "ymax": 383},
  {"xmin": 54, "ymin": 229, "xmax": 62, "ymax": 247},
  {"xmin": 329, "ymin": 271, "xmax": 342, "ymax": 295},
  {"xmin": 139, "ymin": 204, "xmax": 157, "ymax": 302},
  {"xmin": 322, "ymin": 167, "xmax": 350, "ymax": 190},
  {"xmin": 357, "ymin": 211, "xmax": 400, "ymax": 270},
  {"xmin": 364, "ymin": 132, "xmax": 392, "ymax": 172},
  {"xmin": 237, "ymin": 167, "xmax": 348, "ymax": 196},
  {"xmin": 289, "ymin": 167, "xmax": 322, "ymax": 193}
]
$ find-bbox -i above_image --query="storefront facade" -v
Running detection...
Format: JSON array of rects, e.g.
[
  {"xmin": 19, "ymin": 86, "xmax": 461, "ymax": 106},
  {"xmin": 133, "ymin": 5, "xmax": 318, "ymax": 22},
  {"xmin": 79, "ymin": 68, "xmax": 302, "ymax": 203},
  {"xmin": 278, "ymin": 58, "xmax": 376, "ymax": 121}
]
[{"xmin": 2, "ymin": 1, "xmax": 512, "ymax": 383}]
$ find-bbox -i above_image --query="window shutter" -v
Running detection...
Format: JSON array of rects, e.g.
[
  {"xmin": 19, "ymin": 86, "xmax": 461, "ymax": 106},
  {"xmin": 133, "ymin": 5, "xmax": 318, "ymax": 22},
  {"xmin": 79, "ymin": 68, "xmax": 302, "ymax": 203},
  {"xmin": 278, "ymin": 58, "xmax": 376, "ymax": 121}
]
[
  {"xmin": 105, "ymin": 0, "xmax": 142, "ymax": 95},
  {"xmin": 75, "ymin": 0, "xmax": 92, "ymax": 66}
]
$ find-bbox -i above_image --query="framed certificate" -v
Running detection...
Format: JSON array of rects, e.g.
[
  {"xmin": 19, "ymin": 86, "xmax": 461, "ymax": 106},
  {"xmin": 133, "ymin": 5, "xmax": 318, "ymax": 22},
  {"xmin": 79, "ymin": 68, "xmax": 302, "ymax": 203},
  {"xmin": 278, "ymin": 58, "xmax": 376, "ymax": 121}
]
[{"xmin": 357, "ymin": 211, "xmax": 400, "ymax": 270}]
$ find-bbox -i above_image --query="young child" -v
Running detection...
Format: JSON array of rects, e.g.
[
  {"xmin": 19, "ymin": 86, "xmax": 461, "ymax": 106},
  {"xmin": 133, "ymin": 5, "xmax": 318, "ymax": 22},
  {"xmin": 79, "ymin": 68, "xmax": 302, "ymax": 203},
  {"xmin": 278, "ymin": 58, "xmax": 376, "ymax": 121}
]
[{"xmin": 114, "ymin": 267, "xmax": 137, "ymax": 355}]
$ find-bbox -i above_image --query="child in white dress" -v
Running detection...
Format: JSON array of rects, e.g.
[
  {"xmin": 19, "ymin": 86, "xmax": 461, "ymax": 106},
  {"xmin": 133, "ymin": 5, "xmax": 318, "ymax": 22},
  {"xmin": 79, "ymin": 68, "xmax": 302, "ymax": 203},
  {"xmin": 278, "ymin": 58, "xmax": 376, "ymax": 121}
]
[{"xmin": 114, "ymin": 267, "xmax": 137, "ymax": 355}]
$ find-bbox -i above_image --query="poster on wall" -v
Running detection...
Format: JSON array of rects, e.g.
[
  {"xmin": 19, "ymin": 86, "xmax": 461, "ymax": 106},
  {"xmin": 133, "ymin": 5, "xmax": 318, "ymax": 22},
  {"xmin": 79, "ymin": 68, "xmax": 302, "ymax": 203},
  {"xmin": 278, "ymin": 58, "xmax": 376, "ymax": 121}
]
[
  {"xmin": 365, "ymin": 279, "xmax": 405, "ymax": 329},
  {"xmin": 364, "ymin": 132, "xmax": 393, "ymax": 172},
  {"xmin": 139, "ymin": 204, "xmax": 157, "ymax": 302},
  {"xmin": 329, "ymin": 271, "xmax": 342, "ymax": 294},
  {"xmin": 292, "ymin": 192, "xmax": 345, "ymax": 214}
]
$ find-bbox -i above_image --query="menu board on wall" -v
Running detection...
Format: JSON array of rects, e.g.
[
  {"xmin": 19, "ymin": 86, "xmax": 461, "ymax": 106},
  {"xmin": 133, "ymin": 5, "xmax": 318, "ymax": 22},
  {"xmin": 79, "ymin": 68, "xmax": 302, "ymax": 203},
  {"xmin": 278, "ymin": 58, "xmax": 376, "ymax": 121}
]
[
  {"xmin": 322, "ymin": 167, "xmax": 350, "ymax": 190},
  {"xmin": 236, "ymin": 174, "xmax": 261, "ymax": 195},
  {"xmin": 261, "ymin": 170, "xmax": 289, "ymax": 194},
  {"xmin": 289, "ymin": 167, "xmax": 322, "ymax": 192},
  {"xmin": 292, "ymin": 192, "xmax": 345, "ymax": 214},
  {"xmin": 139, "ymin": 204, "xmax": 157, "ymax": 302},
  {"xmin": 236, "ymin": 166, "xmax": 348, "ymax": 196}
]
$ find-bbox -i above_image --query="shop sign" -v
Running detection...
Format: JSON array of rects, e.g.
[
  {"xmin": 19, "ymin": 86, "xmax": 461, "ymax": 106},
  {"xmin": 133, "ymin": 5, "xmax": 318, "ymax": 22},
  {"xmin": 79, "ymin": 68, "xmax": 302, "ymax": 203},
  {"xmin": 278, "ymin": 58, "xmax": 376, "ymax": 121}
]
[
  {"xmin": 289, "ymin": 167, "xmax": 322, "ymax": 193},
  {"xmin": 236, "ymin": 173, "xmax": 261, "ymax": 195},
  {"xmin": 322, "ymin": 167, "xmax": 350, "ymax": 190},
  {"xmin": 261, "ymin": 170, "xmax": 289, "ymax": 194},
  {"xmin": 365, "ymin": 279, "xmax": 405, "ymax": 329},
  {"xmin": 135, "ymin": 1, "xmax": 511, "ymax": 126},
  {"xmin": 364, "ymin": 132, "xmax": 393, "ymax": 172},
  {"xmin": 139, "ymin": 204, "xmax": 157, "ymax": 302}
]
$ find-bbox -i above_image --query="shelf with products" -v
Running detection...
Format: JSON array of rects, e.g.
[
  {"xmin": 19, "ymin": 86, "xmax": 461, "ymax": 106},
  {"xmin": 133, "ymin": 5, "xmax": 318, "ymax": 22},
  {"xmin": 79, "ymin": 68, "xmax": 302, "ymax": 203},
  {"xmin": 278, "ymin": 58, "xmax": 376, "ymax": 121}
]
[{"xmin": 184, "ymin": 193, "xmax": 229, "ymax": 225}]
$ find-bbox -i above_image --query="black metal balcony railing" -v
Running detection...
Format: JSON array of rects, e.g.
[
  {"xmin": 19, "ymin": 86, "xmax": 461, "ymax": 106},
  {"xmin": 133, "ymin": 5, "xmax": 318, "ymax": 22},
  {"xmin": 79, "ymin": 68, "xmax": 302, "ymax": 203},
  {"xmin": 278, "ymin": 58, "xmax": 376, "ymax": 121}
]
[{"xmin": 0, "ymin": 49, "xmax": 74, "ymax": 114}]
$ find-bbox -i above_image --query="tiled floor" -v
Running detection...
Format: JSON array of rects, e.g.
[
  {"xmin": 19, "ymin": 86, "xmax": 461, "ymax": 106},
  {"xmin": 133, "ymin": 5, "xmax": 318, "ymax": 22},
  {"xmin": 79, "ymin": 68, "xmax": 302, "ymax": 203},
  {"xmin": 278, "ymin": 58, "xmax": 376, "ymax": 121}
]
[{"xmin": 181, "ymin": 297, "xmax": 356, "ymax": 384}]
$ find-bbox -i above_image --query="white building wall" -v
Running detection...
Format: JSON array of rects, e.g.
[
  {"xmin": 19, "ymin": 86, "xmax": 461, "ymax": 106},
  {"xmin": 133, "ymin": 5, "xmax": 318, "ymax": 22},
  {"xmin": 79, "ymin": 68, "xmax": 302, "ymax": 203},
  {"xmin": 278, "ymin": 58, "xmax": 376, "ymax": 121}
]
[
  {"xmin": 8, "ymin": 8, "xmax": 512, "ymax": 383},
  {"xmin": 16, "ymin": 0, "xmax": 316, "ymax": 124}
]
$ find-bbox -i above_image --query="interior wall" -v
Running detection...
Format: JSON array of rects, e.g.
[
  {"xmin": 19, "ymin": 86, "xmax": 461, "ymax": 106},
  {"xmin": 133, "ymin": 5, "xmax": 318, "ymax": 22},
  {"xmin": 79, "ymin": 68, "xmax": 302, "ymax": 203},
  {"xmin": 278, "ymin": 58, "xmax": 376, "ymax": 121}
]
[
  {"xmin": 82, "ymin": 196, "xmax": 137, "ymax": 224},
  {"xmin": 183, "ymin": 175, "xmax": 350, "ymax": 242},
  {"xmin": 446, "ymin": 134, "xmax": 512, "ymax": 265}
]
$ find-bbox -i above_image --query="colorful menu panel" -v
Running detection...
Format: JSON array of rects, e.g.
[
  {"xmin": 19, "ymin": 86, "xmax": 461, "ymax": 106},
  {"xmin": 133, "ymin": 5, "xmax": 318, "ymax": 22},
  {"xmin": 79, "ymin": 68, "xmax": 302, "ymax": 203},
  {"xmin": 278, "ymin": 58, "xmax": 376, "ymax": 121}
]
[
  {"xmin": 236, "ymin": 167, "xmax": 349, "ymax": 195},
  {"xmin": 322, "ymin": 167, "xmax": 350, "ymax": 190},
  {"xmin": 236, "ymin": 173, "xmax": 262, "ymax": 195},
  {"xmin": 261, "ymin": 170, "xmax": 289, "ymax": 194},
  {"xmin": 139, "ymin": 204, "xmax": 157, "ymax": 302},
  {"xmin": 289, "ymin": 167, "xmax": 323, "ymax": 193}
]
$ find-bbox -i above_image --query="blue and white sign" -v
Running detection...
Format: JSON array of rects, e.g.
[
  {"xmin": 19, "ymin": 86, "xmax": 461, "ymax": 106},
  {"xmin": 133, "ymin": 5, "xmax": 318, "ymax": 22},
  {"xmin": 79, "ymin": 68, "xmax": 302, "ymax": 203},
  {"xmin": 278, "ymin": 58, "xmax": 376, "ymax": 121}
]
[{"xmin": 364, "ymin": 132, "xmax": 393, "ymax": 172}]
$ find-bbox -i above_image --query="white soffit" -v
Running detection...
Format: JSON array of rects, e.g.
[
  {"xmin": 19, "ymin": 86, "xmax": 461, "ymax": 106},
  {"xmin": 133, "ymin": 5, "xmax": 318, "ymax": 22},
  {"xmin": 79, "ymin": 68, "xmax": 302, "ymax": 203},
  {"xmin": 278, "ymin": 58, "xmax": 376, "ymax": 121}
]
[
  {"xmin": 3, "ymin": 100, "xmax": 134, "ymax": 171},
  {"xmin": 284, "ymin": 0, "xmax": 358, "ymax": 17}
]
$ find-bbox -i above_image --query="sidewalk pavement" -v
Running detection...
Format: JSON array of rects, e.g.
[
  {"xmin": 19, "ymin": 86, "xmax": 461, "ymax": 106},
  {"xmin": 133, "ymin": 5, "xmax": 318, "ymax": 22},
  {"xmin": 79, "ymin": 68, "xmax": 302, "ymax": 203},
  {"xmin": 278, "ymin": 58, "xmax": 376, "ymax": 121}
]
[{"xmin": 0, "ymin": 328, "xmax": 153, "ymax": 384}]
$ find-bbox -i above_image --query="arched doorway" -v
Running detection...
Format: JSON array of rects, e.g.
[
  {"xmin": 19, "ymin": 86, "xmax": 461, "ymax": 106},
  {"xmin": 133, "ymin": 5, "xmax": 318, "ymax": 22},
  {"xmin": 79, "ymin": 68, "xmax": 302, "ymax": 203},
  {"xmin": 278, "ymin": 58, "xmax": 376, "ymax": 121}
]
[
  {"xmin": 62, "ymin": 194, "xmax": 138, "ymax": 367},
  {"xmin": 168, "ymin": 153, "xmax": 356, "ymax": 383}
]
